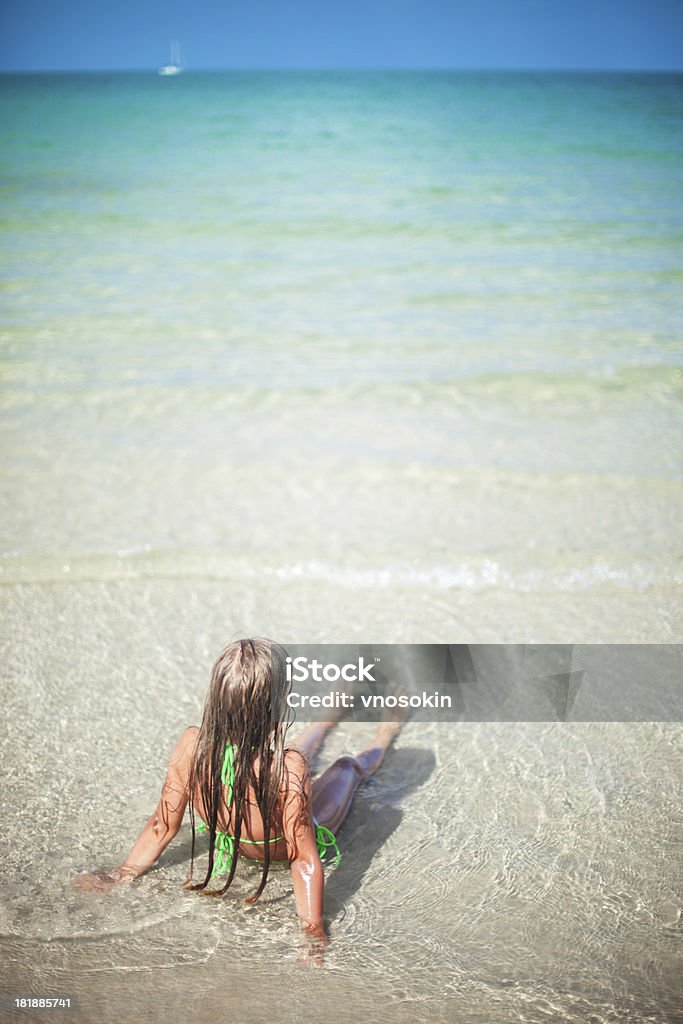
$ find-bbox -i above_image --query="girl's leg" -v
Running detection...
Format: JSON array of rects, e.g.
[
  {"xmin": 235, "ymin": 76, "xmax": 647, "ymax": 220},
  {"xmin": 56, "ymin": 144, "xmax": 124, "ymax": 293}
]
[{"xmin": 312, "ymin": 718, "xmax": 404, "ymax": 835}]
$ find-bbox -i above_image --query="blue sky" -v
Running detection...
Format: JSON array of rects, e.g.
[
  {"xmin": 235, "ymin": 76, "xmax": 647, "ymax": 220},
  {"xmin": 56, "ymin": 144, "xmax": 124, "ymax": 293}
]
[{"xmin": 1, "ymin": 0, "xmax": 682, "ymax": 72}]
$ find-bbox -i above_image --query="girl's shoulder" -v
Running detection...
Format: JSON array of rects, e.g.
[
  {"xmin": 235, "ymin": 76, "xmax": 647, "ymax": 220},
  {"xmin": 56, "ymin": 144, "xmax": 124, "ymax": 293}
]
[
  {"xmin": 283, "ymin": 744, "xmax": 309, "ymax": 768},
  {"xmin": 179, "ymin": 725, "xmax": 200, "ymax": 750},
  {"xmin": 170, "ymin": 726, "xmax": 200, "ymax": 764},
  {"xmin": 165, "ymin": 726, "xmax": 200, "ymax": 785},
  {"xmin": 282, "ymin": 746, "xmax": 311, "ymax": 789}
]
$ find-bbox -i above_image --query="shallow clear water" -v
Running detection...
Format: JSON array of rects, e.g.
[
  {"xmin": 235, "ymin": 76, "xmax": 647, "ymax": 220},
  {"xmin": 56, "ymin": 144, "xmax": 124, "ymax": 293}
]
[
  {"xmin": 1, "ymin": 599, "xmax": 682, "ymax": 1022},
  {"xmin": 2, "ymin": 669, "xmax": 682, "ymax": 1024}
]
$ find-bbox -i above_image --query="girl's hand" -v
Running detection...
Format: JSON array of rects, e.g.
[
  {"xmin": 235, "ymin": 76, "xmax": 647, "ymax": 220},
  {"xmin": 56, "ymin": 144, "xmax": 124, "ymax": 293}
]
[
  {"xmin": 298, "ymin": 921, "xmax": 328, "ymax": 967},
  {"xmin": 74, "ymin": 867, "xmax": 137, "ymax": 892}
]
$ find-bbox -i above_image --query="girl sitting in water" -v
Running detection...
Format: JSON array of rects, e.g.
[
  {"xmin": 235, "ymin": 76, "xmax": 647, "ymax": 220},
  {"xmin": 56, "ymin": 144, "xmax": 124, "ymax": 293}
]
[{"xmin": 75, "ymin": 638, "xmax": 406, "ymax": 954}]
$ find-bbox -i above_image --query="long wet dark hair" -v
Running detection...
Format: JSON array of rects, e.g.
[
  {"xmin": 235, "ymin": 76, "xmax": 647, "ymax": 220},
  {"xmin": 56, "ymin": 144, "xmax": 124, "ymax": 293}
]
[{"xmin": 185, "ymin": 637, "xmax": 302, "ymax": 902}]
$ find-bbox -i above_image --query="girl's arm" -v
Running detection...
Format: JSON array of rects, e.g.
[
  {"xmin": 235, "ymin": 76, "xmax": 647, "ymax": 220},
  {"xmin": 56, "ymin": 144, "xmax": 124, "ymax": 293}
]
[
  {"xmin": 75, "ymin": 727, "xmax": 197, "ymax": 891},
  {"xmin": 282, "ymin": 749, "xmax": 327, "ymax": 945}
]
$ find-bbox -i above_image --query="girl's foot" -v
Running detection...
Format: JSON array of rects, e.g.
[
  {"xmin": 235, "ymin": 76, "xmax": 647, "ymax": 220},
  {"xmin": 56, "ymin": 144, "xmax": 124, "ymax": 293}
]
[
  {"xmin": 377, "ymin": 683, "xmax": 412, "ymax": 739},
  {"xmin": 356, "ymin": 686, "xmax": 410, "ymax": 777}
]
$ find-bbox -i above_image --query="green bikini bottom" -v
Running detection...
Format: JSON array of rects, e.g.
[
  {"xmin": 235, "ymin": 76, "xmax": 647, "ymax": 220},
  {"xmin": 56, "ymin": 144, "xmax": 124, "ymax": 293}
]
[{"xmin": 196, "ymin": 819, "xmax": 341, "ymax": 877}]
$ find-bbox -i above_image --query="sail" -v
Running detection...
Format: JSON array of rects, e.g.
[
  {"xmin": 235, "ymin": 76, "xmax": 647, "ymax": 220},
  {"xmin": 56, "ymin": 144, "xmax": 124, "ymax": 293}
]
[{"xmin": 158, "ymin": 41, "xmax": 184, "ymax": 76}]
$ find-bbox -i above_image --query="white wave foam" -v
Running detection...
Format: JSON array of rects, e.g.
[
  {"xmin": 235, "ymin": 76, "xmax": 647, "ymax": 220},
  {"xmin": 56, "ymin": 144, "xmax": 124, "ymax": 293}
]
[
  {"xmin": 1, "ymin": 549, "xmax": 676, "ymax": 592},
  {"xmin": 259, "ymin": 558, "xmax": 663, "ymax": 592}
]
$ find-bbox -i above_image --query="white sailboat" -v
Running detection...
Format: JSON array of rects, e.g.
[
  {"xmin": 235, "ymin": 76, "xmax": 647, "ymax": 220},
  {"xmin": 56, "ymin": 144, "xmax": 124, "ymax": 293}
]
[{"xmin": 158, "ymin": 41, "xmax": 184, "ymax": 76}]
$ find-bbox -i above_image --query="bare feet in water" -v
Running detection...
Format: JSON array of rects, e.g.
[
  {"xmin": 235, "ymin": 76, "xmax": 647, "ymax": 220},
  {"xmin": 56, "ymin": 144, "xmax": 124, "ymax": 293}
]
[{"xmin": 354, "ymin": 685, "xmax": 410, "ymax": 778}]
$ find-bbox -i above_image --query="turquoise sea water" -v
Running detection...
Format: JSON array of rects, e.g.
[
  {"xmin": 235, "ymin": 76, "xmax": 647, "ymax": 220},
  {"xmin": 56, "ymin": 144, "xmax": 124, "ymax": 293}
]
[{"xmin": 3, "ymin": 72, "xmax": 682, "ymax": 380}]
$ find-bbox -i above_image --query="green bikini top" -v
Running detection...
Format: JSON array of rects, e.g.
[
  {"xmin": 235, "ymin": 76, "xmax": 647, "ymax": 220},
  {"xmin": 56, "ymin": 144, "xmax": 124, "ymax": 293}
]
[
  {"xmin": 197, "ymin": 742, "xmax": 340, "ymax": 875},
  {"xmin": 219, "ymin": 740, "xmax": 240, "ymax": 807}
]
